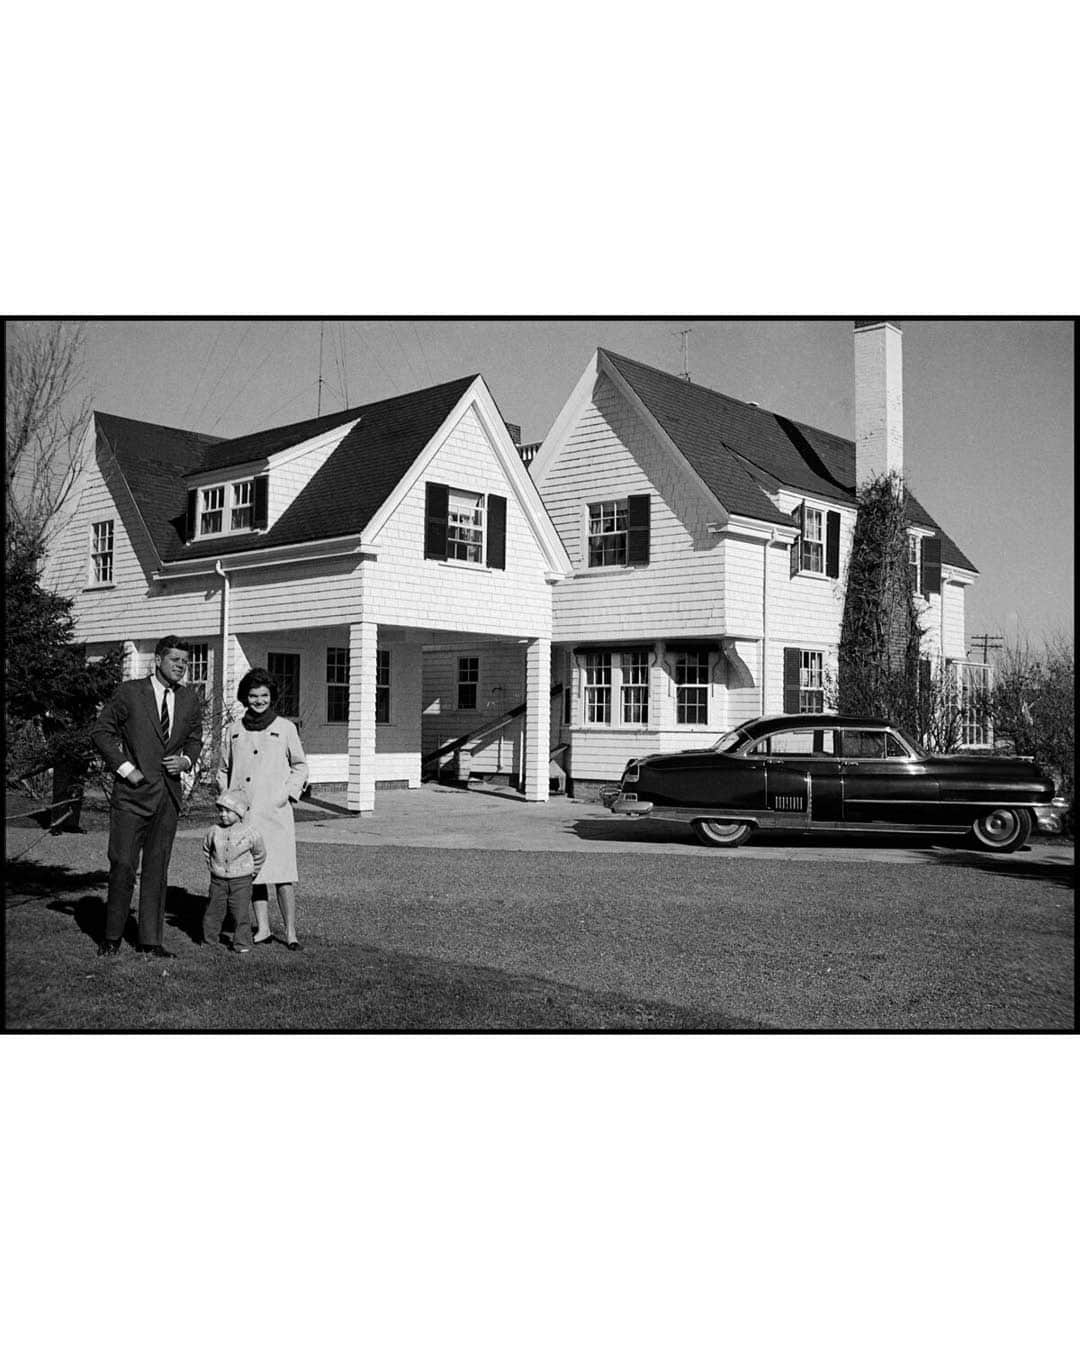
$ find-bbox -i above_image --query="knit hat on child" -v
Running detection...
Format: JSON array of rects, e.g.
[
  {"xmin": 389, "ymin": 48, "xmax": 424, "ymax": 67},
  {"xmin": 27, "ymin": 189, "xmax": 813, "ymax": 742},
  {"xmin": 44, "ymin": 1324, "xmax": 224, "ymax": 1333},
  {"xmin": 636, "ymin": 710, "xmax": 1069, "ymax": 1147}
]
[{"xmin": 215, "ymin": 788, "xmax": 250, "ymax": 816}]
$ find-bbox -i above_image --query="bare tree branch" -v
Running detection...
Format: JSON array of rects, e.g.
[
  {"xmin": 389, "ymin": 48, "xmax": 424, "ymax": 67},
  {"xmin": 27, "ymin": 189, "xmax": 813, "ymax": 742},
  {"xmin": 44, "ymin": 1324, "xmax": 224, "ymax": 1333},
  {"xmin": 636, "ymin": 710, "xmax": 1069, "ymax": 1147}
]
[{"xmin": 5, "ymin": 320, "xmax": 91, "ymax": 552}]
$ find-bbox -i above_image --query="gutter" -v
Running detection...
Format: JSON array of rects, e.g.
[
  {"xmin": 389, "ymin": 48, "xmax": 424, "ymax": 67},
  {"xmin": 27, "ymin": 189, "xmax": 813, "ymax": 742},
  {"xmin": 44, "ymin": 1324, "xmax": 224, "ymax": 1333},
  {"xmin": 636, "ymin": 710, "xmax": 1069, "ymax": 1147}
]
[
  {"xmin": 214, "ymin": 560, "xmax": 231, "ymax": 718},
  {"xmin": 152, "ymin": 533, "xmax": 374, "ymax": 581}
]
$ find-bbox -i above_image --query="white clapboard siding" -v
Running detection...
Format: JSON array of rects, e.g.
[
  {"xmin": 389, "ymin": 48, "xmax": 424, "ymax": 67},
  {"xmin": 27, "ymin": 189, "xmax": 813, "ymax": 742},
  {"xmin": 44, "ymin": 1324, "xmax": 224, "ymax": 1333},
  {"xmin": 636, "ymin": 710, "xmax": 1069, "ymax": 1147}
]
[
  {"xmin": 941, "ymin": 579, "xmax": 967, "ymax": 662},
  {"xmin": 540, "ymin": 376, "xmax": 728, "ymax": 642},
  {"xmin": 421, "ymin": 642, "xmax": 525, "ymax": 775},
  {"xmin": 365, "ymin": 405, "xmax": 552, "ymax": 639}
]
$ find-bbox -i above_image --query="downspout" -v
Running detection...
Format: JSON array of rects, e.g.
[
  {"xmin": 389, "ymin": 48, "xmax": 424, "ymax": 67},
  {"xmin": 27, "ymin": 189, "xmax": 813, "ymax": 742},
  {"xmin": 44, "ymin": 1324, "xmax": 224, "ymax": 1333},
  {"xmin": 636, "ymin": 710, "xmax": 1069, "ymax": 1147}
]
[{"xmin": 214, "ymin": 559, "xmax": 231, "ymax": 749}]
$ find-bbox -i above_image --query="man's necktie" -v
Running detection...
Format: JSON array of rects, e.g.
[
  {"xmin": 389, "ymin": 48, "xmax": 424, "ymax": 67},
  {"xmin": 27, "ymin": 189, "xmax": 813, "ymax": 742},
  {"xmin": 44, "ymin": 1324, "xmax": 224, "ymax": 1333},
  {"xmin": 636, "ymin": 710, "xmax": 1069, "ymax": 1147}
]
[{"xmin": 160, "ymin": 691, "xmax": 170, "ymax": 742}]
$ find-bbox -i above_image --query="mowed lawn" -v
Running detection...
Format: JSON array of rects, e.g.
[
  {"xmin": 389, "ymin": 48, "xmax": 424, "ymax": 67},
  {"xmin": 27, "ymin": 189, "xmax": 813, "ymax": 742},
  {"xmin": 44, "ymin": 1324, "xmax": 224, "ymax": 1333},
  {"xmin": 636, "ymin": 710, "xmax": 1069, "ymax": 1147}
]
[{"xmin": 4, "ymin": 822, "xmax": 1074, "ymax": 1031}]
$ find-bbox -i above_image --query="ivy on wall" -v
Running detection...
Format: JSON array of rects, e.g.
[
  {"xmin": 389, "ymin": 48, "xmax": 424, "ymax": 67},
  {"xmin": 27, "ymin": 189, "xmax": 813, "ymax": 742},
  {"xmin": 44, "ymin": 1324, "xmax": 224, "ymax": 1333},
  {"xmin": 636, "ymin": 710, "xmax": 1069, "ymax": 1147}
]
[{"xmin": 837, "ymin": 472, "xmax": 923, "ymax": 723}]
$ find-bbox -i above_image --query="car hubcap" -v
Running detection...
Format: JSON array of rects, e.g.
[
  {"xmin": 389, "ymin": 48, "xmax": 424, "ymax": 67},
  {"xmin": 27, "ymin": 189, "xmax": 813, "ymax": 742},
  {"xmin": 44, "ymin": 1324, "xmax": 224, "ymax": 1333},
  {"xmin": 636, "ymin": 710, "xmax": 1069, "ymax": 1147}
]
[{"xmin": 981, "ymin": 810, "xmax": 1018, "ymax": 842}]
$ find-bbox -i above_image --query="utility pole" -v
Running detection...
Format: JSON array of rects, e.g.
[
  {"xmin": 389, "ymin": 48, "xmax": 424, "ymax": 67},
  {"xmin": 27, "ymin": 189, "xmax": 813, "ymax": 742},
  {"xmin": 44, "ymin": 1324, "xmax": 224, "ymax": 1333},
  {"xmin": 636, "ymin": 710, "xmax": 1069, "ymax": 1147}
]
[
  {"xmin": 969, "ymin": 633, "xmax": 1003, "ymax": 664},
  {"xmin": 674, "ymin": 328, "xmax": 692, "ymax": 381}
]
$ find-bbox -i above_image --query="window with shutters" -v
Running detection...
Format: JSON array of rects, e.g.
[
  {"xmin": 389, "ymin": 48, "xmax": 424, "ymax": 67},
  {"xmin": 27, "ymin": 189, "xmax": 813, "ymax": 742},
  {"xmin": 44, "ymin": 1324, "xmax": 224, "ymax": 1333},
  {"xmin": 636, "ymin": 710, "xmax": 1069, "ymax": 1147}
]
[
  {"xmin": 800, "ymin": 506, "xmax": 824, "ymax": 574},
  {"xmin": 326, "ymin": 647, "xmax": 350, "ymax": 723},
  {"xmin": 200, "ymin": 485, "xmax": 224, "ymax": 536},
  {"xmin": 588, "ymin": 500, "xmax": 627, "ymax": 567},
  {"xmin": 907, "ymin": 533, "xmax": 921, "ymax": 592},
  {"xmin": 193, "ymin": 476, "xmax": 266, "ymax": 539},
  {"xmin": 447, "ymin": 489, "xmax": 485, "ymax": 563},
  {"xmin": 231, "ymin": 479, "xmax": 254, "ymax": 530},
  {"xmin": 90, "ymin": 519, "xmax": 114, "ymax": 585},
  {"xmin": 798, "ymin": 650, "xmax": 824, "ymax": 713},
  {"xmin": 673, "ymin": 649, "xmax": 710, "ymax": 724}
]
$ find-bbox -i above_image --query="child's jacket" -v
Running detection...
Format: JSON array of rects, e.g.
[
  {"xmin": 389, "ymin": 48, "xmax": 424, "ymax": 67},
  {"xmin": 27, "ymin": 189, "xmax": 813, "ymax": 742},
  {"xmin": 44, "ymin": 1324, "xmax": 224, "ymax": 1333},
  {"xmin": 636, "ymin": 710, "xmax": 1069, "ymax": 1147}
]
[{"xmin": 202, "ymin": 820, "xmax": 267, "ymax": 879}]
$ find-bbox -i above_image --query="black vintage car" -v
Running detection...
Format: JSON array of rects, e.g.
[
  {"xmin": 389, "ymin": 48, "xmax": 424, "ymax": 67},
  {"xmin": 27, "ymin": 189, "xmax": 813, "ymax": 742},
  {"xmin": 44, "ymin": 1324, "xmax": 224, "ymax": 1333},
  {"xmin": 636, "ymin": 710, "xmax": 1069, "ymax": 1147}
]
[{"xmin": 602, "ymin": 714, "xmax": 1065, "ymax": 852}]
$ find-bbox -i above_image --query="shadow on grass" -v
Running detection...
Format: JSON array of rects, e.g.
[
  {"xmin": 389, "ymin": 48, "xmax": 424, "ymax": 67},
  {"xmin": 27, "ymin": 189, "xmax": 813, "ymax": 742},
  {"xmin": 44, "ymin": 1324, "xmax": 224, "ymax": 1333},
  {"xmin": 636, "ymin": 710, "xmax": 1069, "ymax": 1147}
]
[{"xmin": 922, "ymin": 850, "xmax": 1074, "ymax": 889}]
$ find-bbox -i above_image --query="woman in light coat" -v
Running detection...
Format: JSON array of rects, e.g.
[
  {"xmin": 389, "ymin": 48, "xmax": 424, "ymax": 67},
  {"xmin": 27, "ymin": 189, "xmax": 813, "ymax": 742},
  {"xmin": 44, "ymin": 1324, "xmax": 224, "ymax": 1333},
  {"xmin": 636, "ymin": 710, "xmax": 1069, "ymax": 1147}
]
[{"xmin": 219, "ymin": 667, "xmax": 309, "ymax": 950}]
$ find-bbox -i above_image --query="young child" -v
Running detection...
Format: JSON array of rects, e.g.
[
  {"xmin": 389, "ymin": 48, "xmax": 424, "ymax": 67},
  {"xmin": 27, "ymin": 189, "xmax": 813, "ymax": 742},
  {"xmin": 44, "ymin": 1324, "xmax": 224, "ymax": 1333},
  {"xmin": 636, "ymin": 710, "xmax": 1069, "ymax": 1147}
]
[{"xmin": 202, "ymin": 787, "xmax": 267, "ymax": 954}]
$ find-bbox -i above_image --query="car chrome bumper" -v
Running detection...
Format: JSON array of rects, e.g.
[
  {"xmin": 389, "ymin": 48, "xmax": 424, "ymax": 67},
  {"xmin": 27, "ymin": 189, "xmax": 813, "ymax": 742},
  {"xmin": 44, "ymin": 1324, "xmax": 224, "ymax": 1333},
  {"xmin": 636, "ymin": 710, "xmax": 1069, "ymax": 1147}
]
[
  {"xmin": 1033, "ymin": 801, "xmax": 1067, "ymax": 834},
  {"xmin": 608, "ymin": 793, "xmax": 654, "ymax": 817}
]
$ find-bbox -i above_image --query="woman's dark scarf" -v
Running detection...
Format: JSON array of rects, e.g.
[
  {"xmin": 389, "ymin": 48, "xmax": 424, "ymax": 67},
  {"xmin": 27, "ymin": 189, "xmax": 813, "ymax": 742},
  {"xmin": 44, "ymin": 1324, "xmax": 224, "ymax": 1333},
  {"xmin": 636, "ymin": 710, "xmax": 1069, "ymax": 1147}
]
[{"xmin": 242, "ymin": 704, "xmax": 277, "ymax": 732}]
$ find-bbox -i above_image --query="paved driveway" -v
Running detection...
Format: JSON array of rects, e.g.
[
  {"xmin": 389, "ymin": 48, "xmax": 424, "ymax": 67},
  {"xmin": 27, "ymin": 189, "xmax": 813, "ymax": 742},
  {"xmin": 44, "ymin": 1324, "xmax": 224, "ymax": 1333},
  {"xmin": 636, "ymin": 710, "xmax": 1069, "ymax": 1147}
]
[{"xmin": 175, "ymin": 782, "xmax": 1074, "ymax": 869}]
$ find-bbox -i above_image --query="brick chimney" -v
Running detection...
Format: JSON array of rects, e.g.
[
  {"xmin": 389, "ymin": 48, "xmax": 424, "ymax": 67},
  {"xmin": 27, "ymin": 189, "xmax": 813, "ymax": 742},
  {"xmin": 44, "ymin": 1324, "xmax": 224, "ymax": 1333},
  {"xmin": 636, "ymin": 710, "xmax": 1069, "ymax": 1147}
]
[{"xmin": 854, "ymin": 319, "xmax": 904, "ymax": 488}]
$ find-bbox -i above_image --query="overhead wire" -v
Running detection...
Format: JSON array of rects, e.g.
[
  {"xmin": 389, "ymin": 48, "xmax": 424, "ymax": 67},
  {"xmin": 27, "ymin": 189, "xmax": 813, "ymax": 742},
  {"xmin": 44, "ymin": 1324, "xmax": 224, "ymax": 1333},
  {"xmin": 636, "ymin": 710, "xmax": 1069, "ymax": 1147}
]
[
  {"xmin": 196, "ymin": 321, "xmax": 253, "ymax": 426},
  {"xmin": 208, "ymin": 324, "xmax": 279, "ymax": 432},
  {"xmin": 352, "ymin": 322, "xmax": 401, "ymax": 394},
  {"xmin": 411, "ymin": 320, "xmax": 435, "ymax": 383},
  {"xmin": 182, "ymin": 323, "xmax": 223, "ymax": 424},
  {"xmin": 387, "ymin": 321, "xmax": 421, "ymax": 386}
]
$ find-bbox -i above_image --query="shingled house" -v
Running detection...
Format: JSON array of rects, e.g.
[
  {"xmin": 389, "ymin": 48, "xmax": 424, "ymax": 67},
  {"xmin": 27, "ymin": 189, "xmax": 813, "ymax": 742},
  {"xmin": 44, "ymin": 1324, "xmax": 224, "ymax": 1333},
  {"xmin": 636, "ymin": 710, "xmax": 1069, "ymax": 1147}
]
[
  {"xmin": 529, "ymin": 322, "xmax": 985, "ymax": 796},
  {"xmin": 42, "ymin": 376, "xmax": 571, "ymax": 811}
]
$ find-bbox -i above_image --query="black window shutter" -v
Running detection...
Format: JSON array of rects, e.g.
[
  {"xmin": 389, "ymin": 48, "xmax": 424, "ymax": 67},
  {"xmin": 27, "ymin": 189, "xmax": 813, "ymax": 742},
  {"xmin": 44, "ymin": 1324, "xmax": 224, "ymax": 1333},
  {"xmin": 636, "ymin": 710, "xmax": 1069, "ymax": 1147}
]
[
  {"xmin": 783, "ymin": 647, "xmax": 801, "ymax": 714},
  {"xmin": 790, "ymin": 503, "xmax": 804, "ymax": 577},
  {"xmin": 487, "ymin": 493, "xmax": 507, "ymax": 569},
  {"xmin": 825, "ymin": 510, "xmax": 840, "ymax": 578},
  {"xmin": 627, "ymin": 494, "xmax": 650, "ymax": 565},
  {"xmin": 425, "ymin": 482, "xmax": 449, "ymax": 560},
  {"xmin": 185, "ymin": 488, "xmax": 198, "ymax": 541},
  {"xmin": 252, "ymin": 475, "xmax": 269, "ymax": 529},
  {"xmin": 921, "ymin": 535, "xmax": 942, "ymax": 597}
]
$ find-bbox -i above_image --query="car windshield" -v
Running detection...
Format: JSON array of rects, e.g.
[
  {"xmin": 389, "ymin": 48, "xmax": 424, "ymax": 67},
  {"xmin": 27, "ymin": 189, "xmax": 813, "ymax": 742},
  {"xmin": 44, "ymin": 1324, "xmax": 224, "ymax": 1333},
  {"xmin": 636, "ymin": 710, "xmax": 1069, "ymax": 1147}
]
[{"xmin": 709, "ymin": 724, "xmax": 755, "ymax": 754}]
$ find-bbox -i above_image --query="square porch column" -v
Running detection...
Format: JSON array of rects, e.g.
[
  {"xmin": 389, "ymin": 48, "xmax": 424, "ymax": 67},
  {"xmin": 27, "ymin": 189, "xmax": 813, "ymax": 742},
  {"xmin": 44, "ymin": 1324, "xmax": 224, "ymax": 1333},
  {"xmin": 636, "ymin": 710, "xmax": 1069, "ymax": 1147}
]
[
  {"xmin": 347, "ymin": 619, "xmax": 378, "ymax": 813},
  {"xmin": 523, "ymin": 636, "xmax": 551, "ymax": 803}
]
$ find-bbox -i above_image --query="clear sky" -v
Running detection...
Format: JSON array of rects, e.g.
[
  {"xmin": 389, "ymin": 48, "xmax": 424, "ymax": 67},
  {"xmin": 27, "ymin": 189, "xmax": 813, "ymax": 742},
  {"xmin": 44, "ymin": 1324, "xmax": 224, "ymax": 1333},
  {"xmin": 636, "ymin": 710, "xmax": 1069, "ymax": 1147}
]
[{"xmin": 75, "ymin": 318, "xmax": 1073, "ymax": 652}]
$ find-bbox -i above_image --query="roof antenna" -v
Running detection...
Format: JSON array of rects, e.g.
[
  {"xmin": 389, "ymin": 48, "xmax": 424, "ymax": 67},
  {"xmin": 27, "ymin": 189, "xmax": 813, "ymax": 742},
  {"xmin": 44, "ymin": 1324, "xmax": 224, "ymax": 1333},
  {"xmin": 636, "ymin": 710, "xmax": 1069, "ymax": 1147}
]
[
  {"xmin": 317, "ymin": 321, "xmax": 325, "ymax": 416},
  {"xmin": 674, "ymin": 327, "xmax": 692, "ymax": 381}
]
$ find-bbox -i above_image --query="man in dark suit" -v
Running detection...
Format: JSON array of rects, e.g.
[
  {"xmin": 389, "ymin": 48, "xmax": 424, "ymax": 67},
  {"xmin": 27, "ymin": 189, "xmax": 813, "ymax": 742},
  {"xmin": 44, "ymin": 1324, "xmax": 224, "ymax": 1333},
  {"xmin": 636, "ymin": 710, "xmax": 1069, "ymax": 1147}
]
[{"xmin": 91, "ymin": 635, "xmax": 203, "ymax": 958}]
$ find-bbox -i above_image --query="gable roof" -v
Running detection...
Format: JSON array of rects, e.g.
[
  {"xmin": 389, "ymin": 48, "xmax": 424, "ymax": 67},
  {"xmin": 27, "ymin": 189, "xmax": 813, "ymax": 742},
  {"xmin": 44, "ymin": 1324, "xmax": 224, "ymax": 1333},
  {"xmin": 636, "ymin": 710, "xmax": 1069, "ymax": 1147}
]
[
  {"xmin": 598, "ymin": 349, "xmax": 976, "ymax": 572},
  {"xmin": 96, "ymin": 377, "xmax": 478, "ymax": 563}
]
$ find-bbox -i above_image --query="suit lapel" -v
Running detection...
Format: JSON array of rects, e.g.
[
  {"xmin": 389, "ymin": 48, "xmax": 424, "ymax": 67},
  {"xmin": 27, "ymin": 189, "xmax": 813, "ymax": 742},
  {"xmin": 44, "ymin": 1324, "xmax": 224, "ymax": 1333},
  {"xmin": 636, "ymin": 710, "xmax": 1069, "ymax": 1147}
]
[{"xmin": 145, "ymin": 677, "xmax": 168, "ymax": 744}]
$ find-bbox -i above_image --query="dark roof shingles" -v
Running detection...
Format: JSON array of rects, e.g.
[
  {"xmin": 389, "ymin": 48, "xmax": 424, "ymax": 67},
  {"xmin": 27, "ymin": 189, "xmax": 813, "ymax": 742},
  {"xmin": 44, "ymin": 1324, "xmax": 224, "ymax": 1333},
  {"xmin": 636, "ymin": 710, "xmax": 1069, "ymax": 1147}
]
[{"xmin": 600, "ymin": 349, "xmax": 975, "ymax": 572}]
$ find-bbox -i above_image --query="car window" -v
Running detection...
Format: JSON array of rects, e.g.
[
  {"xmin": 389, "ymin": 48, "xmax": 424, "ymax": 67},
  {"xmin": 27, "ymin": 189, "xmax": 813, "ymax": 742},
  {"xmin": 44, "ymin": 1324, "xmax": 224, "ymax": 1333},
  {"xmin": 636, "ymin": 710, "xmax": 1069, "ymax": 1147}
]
[
  {"xmin": 750, "ymin": 729, "xmax": 836, "ymax": 757},
  {"xmin": 884, "ymin": 733, "xmax": 911, "ymax": 758},
  {"xmin": 840, "ymin": 730, "xmax": 889, "ymax": 758}
]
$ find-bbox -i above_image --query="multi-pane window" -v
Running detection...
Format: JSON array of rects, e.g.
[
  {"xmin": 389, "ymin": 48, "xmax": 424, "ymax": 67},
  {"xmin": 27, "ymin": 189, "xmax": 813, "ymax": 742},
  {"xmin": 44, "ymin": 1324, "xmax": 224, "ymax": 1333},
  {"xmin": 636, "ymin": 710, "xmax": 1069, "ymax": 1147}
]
[
  {"xmin": 91, "ymin": 520, "xmax": 114, "ymax": 583},
  {"xmin": 800, "ymin": 507, "xmax": 824, "ymax": 574},
  {"xmin": 674, "ymin": 650, "xmax": 710, "ymax": 725},
  {"xmin": 375, "ymin": 649, "xmax": 391, "ymax": 724},
  {"xmin": 200, "ymin": 485, "xmax": 225, "ymax": 535},
  {"xmin": 187, "ymin": 643, "xmax": 209, "ymax": 699},
  {"xmin": 326, "ymin": 647, "xmax": 350, "ymax": 723},
  {"xmin": 447, "ymin": 490, "xmax": 484, "ymax": 563},
  {"xmin": 907, "ymin": 534, "xmax": 921, "ymax": 593},
  {"xmin": 621, "ymin": 649, "xmax": 650, "ymax": 725},
  {"xmin": 458, "ymin": 657, "xmax": 479, "ymax": 710},
  {"xmin": 584, "ymin": 651, "xmax": 612, "ymax": 724},
  {"xmin": 231, "ymin": 479, "xmax": 254, "ymax": 531},
  {"xmin": 799, "ymin": 650, "xmax": 824, "ymax": 713},
  {"xmin": 588, "ymin": 500, "xmax": 628, "ymax": 567}
]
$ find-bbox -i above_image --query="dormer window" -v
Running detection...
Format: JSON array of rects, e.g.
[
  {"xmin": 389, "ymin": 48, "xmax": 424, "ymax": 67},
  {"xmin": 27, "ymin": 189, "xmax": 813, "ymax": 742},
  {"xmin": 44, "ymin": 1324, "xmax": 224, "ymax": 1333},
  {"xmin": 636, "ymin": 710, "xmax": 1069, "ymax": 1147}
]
[
  {"xmin": 200, "ymin": 485, "xmax": 225, "ymax": 535},
  {"xmin": 186, "ymin": 475, "xmax": 268, "ymax": 542},
  {"xmin": 231, "ymin": 479, "xmax": 254, "ymax": 531}
]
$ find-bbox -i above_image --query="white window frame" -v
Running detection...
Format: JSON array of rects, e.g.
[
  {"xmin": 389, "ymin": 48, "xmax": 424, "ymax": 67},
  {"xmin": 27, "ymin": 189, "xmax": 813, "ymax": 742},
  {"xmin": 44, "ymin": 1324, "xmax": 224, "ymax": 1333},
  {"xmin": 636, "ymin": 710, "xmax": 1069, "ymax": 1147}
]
[
  {"xmin": 89, "ymin": 518, "xmax": 115, "ymax": 585},
  {"xmin": 447, "ymin": 489, "xmax": 485, "ymax": 564},
  {"xmin": 185, "ymin": 643, "xmax": 210, "ymax": 701},
  {"xmin": 673, "ymin": 649, "xmax": 710, "ymax": 725},
  {"xmin": 587, "ymin": 499, "xmax": 628, "ymax": 568},
  {"xmin": 799, "ymin": 649, "xmax": 825, "ymax": 714},
  {"xmin": 620, "ymin": 649, "xmax": 650, "ymax": 726},
  {"xmin": 197, "ymin": 477, "xmax": 256, "ymax": 539},
  {"xmin": 583, "ymin": 652, "xmax": 612, "ymax": 725},
  {"xmin": 326, "ymin": 646, "xmax": 350, "ymax": 724},
  {"xmin": 800, "ymin": 506, "xmax": 825, "ymax": 575}
]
